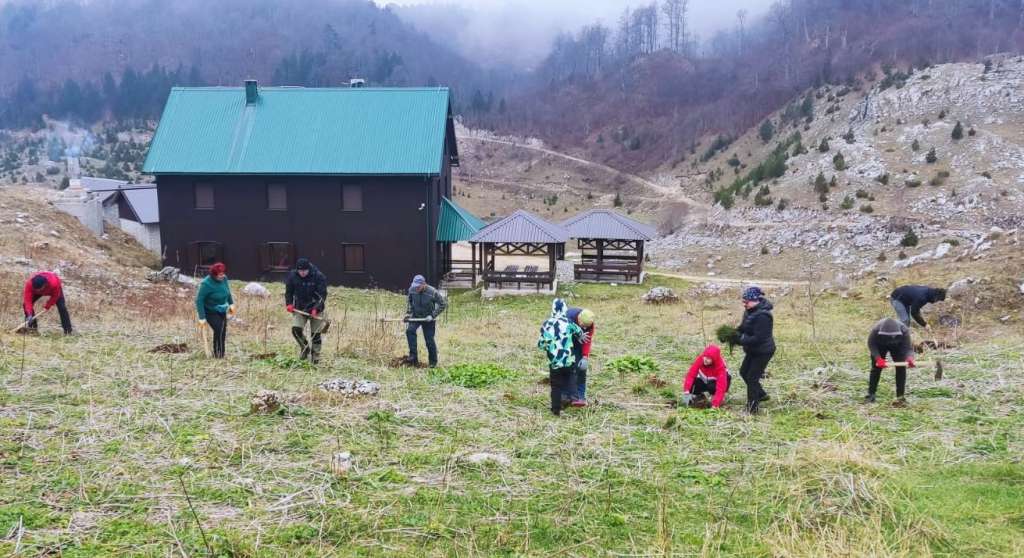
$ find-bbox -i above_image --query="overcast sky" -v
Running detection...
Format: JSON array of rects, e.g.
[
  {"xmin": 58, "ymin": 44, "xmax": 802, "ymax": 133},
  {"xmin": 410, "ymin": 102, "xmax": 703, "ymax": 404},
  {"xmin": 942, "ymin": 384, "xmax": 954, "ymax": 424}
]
[{"xmin": 377, "ymin": 0, "xmax": 775, "ymax": 68}]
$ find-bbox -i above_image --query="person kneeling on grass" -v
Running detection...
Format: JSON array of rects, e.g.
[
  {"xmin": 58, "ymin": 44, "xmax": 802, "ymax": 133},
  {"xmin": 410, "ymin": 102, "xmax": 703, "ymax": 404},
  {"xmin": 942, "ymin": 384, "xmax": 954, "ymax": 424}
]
[
  {"xmin": 563, "ymin": 307, "xmax": 595, "ymax": 408},
  {"xmin": 537, "ymin": 298, "xmax": 583, "ymax": 416},
  {"xmin": 681, "ymin": 345, "xmax": 731, "ymax": 409},
  {"xmin": 865, "ymin": 317, "xmax": 915, "ymax": 406}
]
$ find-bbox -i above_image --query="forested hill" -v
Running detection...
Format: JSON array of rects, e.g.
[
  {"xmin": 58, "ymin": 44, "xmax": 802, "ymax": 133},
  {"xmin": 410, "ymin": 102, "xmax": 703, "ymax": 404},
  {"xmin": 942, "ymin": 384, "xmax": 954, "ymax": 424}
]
[
  {"xmin": 469, "ymin": 0, "xmax": 1024, "ymax": 171},
  {"xmin": 0, "ymin": 0, "xmax": 493, "ymax": 128}
]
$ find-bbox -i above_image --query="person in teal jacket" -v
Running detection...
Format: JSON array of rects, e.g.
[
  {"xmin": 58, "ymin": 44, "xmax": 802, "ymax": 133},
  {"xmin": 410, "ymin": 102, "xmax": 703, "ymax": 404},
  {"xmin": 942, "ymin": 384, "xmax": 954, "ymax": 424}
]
[{"xmin": 195, "ymin": 262, "xmax": 234, "ymax": 358}]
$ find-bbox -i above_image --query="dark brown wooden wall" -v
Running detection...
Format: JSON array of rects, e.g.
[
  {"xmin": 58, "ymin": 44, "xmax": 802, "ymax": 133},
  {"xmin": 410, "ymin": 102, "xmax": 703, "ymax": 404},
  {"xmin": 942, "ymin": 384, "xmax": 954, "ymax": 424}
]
[{"xmin": 156, "ymin": 173, "xmax": 442, "ymax": 291}]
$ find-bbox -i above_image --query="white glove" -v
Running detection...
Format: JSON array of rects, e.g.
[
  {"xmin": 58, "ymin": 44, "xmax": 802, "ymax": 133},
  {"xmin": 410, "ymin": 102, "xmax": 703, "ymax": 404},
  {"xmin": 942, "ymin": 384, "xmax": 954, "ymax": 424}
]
[
  {"xmin": 681, "ymin": 393, "xmax": 695, "ymax": 405},
  {"xmin": 577, "ymin": 357, "xmax": 589, "ymax": 372}
]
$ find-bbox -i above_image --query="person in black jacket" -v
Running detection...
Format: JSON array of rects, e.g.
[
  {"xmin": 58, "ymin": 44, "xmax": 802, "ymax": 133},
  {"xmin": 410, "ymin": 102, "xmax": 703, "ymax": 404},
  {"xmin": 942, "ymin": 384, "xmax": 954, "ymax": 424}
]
[
  {"xmin": 735, "ymin": 286, "xmax": 776, "ymax": 414},
  {"xmin": 865, "ymin": 318, "xmax": 915, "ymax": 406},
  {"xmin": 890, "ymin": 285, "xmax": 946, "ymax": 328},
  {"xmin": 285, "ymin": 258, "xmax": 328, "ymax": 363}
]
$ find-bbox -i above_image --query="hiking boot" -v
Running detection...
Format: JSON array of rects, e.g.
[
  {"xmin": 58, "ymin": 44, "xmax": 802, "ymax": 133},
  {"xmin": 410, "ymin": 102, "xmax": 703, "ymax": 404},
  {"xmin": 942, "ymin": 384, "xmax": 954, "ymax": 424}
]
[
  {"xmin": 571, "ymin": 399, "xmax": 588, "ymax": 408},
  {"xmin": 863, "ymin": 393, "xmax": 876, "ymax": 403},
  {"xmin": 758, "ymin": 393, "xmax": 771, "ymax": 402},
  {"xmin": 402, "ymin": 356, "xmax": 420, "ymax": 367},
  {"xmin": 891, "ymin": 397, "xmax": 908, "ymax": 408},
  {"xmin": 429, "ymin": 362, "xmax": 438, "ymax": 369},
  {"xmin": 299, "ymin": 346, "xmax": 310, "ymax": 360}
]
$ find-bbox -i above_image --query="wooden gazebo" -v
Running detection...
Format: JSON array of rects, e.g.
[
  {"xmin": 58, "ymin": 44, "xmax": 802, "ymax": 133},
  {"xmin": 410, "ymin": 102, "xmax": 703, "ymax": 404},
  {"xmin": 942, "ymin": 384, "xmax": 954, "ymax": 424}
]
[
  {"xmin": 469, "ymin": 210, "xmax": 569, "ymax": 292},
  {"xmin": 561, "ymin": 209, "xmax": 656, "ymax": 284},
  {"xmin": 436, "ymin": 197, "xmax": 486, "ymax": 286}
]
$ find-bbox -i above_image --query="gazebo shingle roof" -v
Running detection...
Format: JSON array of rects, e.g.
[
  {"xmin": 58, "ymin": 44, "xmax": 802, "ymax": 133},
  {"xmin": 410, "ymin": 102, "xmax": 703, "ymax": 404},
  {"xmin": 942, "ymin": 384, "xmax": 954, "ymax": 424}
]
[
  {"xmin": 560, "ymin": 209, "xmax": 656, "ymax": 241},
  {"xmin": 470, "ymin": 210, "xmax": 569, "ymax": 244}
]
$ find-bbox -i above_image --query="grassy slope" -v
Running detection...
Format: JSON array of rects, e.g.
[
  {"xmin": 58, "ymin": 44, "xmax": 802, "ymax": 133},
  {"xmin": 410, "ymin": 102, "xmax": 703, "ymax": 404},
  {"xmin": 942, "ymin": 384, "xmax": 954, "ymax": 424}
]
[{"xmin": 1, "ymin": 274, "xmax": 1022, "ymax": 557}]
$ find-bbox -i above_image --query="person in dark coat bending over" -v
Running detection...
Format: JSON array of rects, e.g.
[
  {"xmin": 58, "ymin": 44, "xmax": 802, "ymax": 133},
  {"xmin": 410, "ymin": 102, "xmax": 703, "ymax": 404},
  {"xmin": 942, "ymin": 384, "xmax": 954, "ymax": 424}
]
[
  {"xmin": 865, "ymin": 318, "xmax": 915, "ymax": 406},
  {"xmin": 890, "ymin": 285, "xmax": 946, "ymax": 328},
  {"xmin": 404, "ymin": 275, "xmax": 447, "ymax": 368},
  {"xmin": 285, "ymin": 258, "xmax": 328, "ymax": 364},
  {"xmin": 22, "ymin": 271, "xmax": 73, "ymax": 334},
  {"xmin": 735, "ymin": 286, "xmax": 775, "ymax": 414}
]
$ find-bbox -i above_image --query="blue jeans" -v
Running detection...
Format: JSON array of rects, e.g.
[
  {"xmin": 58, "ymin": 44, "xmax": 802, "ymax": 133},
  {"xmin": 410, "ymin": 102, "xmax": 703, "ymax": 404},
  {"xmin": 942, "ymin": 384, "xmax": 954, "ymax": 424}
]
[
  {"xmin": 406, "ymin": 321, "xmax": 437, "ymax": 365},
  {"xmin": 561, "ymin": 362, "xmax": 587, "ymax": 401},
  {"xmin": 891, "ymin": 299, "xmax": 911, "ymax": 326}
]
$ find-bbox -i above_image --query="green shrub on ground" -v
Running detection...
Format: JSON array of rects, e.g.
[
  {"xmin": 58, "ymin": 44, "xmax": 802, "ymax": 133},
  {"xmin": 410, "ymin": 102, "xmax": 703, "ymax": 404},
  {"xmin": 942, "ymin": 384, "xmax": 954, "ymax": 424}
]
[{"xmin": 430, "ymin": 363, "xmax": 516, "ymax": 388}]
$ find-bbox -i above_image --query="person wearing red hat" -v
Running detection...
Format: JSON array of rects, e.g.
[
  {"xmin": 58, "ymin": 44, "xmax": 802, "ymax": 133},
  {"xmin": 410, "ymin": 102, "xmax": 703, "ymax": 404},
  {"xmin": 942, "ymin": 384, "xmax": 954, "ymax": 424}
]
[
  {"xmin": 22, "ymin": 271, "xmax": 73, "ymax": 334},
  {"xmin": 681, "ymin": 345, "xmax": 732, "ymax": 409},
  {"xmin": 195, "ymin": 262, "xmax": 234, "ymax": 358}
]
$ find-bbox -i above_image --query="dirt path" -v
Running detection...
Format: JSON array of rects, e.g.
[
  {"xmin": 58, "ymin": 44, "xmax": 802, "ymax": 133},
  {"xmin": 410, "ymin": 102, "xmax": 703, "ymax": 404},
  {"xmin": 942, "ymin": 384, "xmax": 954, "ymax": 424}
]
[
  {"xmin": 463, "ymin": 135, "xmax": 711, "ymax": 211},
  {"xmin": 647, "ymin": 270, "xmax": 810, "ymax": 287}
]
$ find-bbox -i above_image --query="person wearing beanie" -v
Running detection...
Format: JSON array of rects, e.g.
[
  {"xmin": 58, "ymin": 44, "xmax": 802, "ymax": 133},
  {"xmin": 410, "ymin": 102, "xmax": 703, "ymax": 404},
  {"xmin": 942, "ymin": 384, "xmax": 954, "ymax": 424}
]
[
  {"xmin": 404, "ymin": 274, "xmax": 447, "ymax": 367},
  {"xmin": 563, "ymin": 307, "xmax": 595, "ymax": 407},
  {"xmin": 537, "ymin": 298, "xmax": 584, "ymax": 416},
  {"xmin": 890, "ymin": 285, "xmax": 947, "ymax": 328},
  {"xmin": 195, "ymin": 262, "xmax": 234, "ymax": 358},
  {"xmin": 22, "ymin": 271, "xmax": 73, "ymax": 334},
  {"xmin": 736, "ymin": 286, "xmax": 775, "ymax": 414},
  {"xmin": 285, "ymin": 258, "xmax": 328, "ymax": 363},
  {"xmin": 866, "ymin": 317, "xmax": 915, "ymax": 405},
  {"xmin": 681, "ymin": 345, "xmax": 732, "ymax": 409}
]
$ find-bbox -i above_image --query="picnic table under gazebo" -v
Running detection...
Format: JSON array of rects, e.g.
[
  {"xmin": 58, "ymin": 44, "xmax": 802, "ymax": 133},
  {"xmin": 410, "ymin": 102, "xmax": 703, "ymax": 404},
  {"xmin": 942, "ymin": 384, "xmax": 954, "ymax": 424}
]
[
  {"xmin": 469, "ymin": 209, "xmax": 569, "ymax": 295},
  {"xmin": 561, "ymin": 209, "xmax": 656, "ymax": 284}
]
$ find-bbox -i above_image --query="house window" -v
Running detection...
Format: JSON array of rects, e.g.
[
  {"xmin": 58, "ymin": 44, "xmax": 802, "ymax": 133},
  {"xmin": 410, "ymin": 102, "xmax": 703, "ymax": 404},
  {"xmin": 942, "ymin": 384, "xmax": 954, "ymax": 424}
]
[
  {"xmin": 261, "ymin": 242, "xmax": 294, "ymax": 271},
  {"xmin": 188, "ymin": 241, "xmax": 223, "ymax": 273},
  {"xmin": 267, "ymin": 184, "xmax": 287, "ymax": 211},
  {"xmin": 194, "ymin": 183, "xmax": 215, "ymax": 210},
  {"xmin": 342, "ymin": 244, "xmax": 365, "ymax": 273},
  {"xmin": 342, "ymin": 184, "xmax": 363, "ymax": 211}
]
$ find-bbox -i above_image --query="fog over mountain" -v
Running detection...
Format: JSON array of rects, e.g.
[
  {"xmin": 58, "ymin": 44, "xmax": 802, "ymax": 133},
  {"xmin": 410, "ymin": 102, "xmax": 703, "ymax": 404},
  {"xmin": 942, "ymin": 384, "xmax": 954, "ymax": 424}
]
[{"xmin": 380, "ymin": 0, "xmax": 775, "ymax": 69}]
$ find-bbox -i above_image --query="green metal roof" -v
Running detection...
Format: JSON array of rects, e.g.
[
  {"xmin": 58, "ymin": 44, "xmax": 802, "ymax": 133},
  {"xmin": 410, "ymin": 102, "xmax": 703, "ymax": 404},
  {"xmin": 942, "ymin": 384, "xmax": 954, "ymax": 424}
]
[
  {"xmin": 143, "ymin": 86, "xmax": 456, "ymax": 175},
  {"xmin": 436, "ymin": 197, "xmax": 485, "ymax": 242}
]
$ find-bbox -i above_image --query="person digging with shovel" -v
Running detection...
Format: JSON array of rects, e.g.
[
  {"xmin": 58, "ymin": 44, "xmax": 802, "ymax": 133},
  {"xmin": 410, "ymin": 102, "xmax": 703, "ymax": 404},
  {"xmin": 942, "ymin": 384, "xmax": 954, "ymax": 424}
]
[
  {"xmin": 403, "ymin": 275, "xmax": 447, "ymax": 368},
  {"xmin": 681, "ymin": 345, "xmax": 731, "ymax": 409},
  {"xmin": 285, "ymin": 258, "xmax": 328, "ymax": 364},
  {"xmin": 195, "ymin": 262, "xmax": 234, "ymax": 359},
  {"xmin": 890, "ymin": 285, "xmax": 946, "ymax": 329},
  {"xmin": 865, "ymin": 317, "xmax": 915, "ymax": 407},
  {"xmin": 20, "ymin": 271, "xmax": 73, "ymax": 335}
]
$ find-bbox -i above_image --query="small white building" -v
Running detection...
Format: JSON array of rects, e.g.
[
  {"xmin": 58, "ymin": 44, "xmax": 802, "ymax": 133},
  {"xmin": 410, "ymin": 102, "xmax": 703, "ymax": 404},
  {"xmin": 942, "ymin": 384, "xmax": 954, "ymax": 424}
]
[{"xmin": 55, "ymin": 177, "xmax": 161, "ymax": 255}]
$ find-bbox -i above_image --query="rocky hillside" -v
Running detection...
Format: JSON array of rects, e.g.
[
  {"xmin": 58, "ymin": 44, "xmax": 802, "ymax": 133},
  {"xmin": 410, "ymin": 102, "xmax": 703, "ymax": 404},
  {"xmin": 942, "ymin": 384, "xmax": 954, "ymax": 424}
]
[{"xmin": 646, "ymin": 55, "xmax": 1024, "ymax": 282}]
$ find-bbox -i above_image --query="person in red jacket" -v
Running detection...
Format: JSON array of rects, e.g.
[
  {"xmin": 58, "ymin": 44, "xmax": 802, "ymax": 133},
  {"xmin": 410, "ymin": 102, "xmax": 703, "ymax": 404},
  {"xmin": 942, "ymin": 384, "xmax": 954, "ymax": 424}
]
[
  {"xmin": 681, "ymin": 345, "xmax": 731, "ymax": 409},
  {"xmin": 22, "ymin": 271, "xmax": 73, "ymax": 334}
]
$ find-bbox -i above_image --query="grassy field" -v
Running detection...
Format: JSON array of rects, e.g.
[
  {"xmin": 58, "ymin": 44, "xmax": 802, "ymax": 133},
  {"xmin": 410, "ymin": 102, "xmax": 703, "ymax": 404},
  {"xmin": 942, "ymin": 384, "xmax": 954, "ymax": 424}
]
[{"xmin": 1, "ymin": 275, "xmax": 1022, "ymax": 557}]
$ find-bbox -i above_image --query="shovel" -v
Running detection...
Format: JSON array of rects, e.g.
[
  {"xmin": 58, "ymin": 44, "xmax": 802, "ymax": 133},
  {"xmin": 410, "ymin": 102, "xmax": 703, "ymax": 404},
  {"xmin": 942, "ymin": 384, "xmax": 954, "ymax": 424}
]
[
  {"xmin": 294, "ymin": 309, "xmax": 331, "ymax": 335},
  {"xmin": 925, "ymin": 326, "xmax": 945, "ymax": 380},
  {"xmin": 11, "ymin": 307, "xmax": 52, "ymax": 334},
  {"xmin": 198, "ymin": 321, "xmax": 212, "ymax": 358}
]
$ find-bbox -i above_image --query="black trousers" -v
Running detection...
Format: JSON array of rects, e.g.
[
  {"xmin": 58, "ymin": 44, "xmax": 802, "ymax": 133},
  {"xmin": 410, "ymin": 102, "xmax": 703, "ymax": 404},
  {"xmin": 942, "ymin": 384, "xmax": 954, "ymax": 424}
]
[
  {"xmin": 689, "ymin": 374, "xmax": 732, "ymax": 397},
  {"xmin": 868, "ymin": 349, "xmax": 909, "ymax": 397},
  {"xmin": 26, "ymin": 295, "xmax": 72, "ymax": 334},
  {"xmin": 206, "ymin": 312, "xmax": 228, "ymax": 358},
  {"xmin": 739, "ymin": 351, "xmax": 773, "ymax": 412},
  {"xmin": 549, "ymin": 366, "xmax": 573, "ymax": 415}
]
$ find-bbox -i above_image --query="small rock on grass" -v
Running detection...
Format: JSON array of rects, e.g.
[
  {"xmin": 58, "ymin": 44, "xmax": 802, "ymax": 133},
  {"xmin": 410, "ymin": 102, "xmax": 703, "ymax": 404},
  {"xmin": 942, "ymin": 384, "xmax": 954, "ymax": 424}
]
[
  {"xmin": 463, "ymin": 452, "xmax": 511, "ymax": 467},
  {"xmin": 250, "ymin": 390, "xmax": 282, "ymax": 414},
  {"xmin": 318, "ymin": 378, "xmax": 380, "ymax": 396}
]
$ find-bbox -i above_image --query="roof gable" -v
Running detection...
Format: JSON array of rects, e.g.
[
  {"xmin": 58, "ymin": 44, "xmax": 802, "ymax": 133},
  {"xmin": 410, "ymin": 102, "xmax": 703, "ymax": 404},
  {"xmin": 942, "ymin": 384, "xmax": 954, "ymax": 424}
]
[
  {"xmin": 470, "ymin": 210, "xmax": 569, "ymax": 244},
  {"xmin": 437, "ymin": 197, "xmax": 484, "ymax": 242},
  {"xmin": 560, "ymin": 209, "xmax": 656, "ymax": 241},
  {"xmin": 143, "ymin": 86, "xmax": 454, "ymax": 176},
  {"xmin": 120, "ymin": 188, "xmax": 159, "ymax": 224}
]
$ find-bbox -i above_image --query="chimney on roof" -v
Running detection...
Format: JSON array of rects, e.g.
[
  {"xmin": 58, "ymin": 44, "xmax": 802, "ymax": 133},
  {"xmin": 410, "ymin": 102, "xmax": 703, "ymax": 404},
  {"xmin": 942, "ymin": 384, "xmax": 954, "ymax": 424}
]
[
  {"xmin": 349, "ymin": 78, "xmax": 366, "ymax": 88},
  {"xmin": 245, "ymin": 80, "xmax": 258, "ymax": 104}
]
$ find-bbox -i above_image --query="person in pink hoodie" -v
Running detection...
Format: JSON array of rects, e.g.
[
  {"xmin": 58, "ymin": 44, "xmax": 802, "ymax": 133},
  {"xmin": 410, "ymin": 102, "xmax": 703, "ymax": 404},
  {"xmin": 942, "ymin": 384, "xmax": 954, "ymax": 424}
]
[{"xmin": 681, "ymin": 345, "xmax": 731, "ymax": 409}]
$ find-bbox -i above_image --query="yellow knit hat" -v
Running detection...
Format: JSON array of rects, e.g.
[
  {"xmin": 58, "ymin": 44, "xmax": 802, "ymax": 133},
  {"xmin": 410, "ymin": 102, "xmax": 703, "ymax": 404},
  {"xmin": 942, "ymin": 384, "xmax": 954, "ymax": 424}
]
[{"xmin": 577, "ymin": 309, "xmax": 595, "ymax": 328}]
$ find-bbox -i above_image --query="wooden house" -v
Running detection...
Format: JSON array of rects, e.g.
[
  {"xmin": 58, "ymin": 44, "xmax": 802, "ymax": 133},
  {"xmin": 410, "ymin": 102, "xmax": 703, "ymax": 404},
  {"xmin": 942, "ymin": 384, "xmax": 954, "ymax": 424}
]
[{"xmin": 143, "ymin": 81, "xmax": 459, "ymax": 290}]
